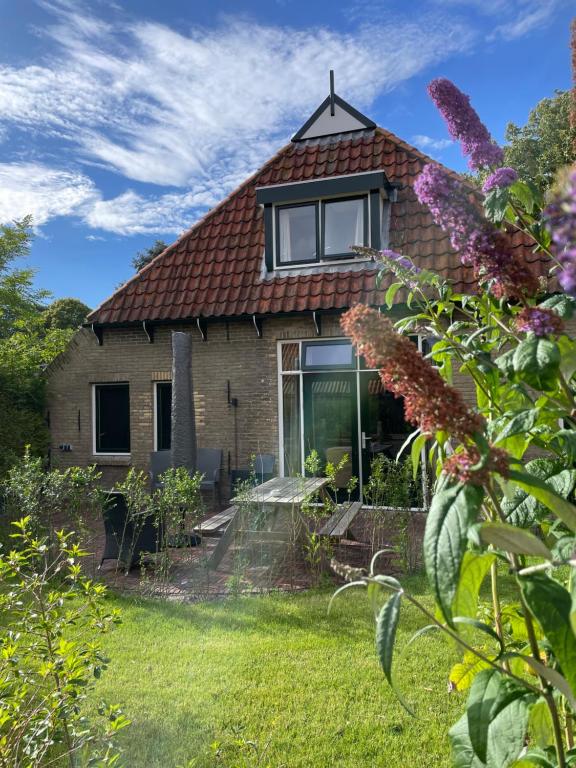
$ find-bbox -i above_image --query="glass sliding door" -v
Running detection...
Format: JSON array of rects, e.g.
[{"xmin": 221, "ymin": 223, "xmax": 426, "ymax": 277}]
[
  {"xmin": 303, "ymin": 372, "xmax": 358, "ymax": 498},
  {"xmin": 359, "ymin": 371, "xmax": 422, "ymax": 507}
]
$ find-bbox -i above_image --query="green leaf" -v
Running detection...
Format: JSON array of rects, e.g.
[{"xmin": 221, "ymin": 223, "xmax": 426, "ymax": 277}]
[
  {"xmin": 512, "ymin": 337, "xmax": 560, "ymax": 392},
  {"xmin": 528, "ymin": 698, "xmax": 554, "ymax": 748},
  {"xmin": 484, "ymin": 187, "xmax": 511, "ymax": 223},
  {"xmin": 520, "ymin": 574, "xmax": 576, "ymax": 700},
  {"xmin": 479, "ymin": 522, "xmax": 552, "ymax": 559},
  {"xmin": 467, "ymin": 668, "xmax": 532, "ymax": 767},
  {"xmin": 539, "ymin": 293, "xmax": 576, "ymax": 320},
  {"xmin": 493, "ymin": 409, "xmax": 539, "ymax": 445},
  {"xmin": 510, "ymin": 180, "xmax": 535, "ymax": 214},
  {"xmin": 385, "ymin": 282, "xmax": 402, "ymax": 309},
  {"xmin": 511, "ymin": 751, "xmax": 556, "ymax": 768},
  {"xmin": 375, "ymin": 591, "xmax": 412, "ymax": 714},
  {"xmin": 502, "ymin": 459, "xmax": 576, "ymax": 528},
  {"xmin": 449, "ymin": 713, "xmax": 486, "ymax": 768},
  {"xmin": 449, "ymin": 651, "xmax": 492, "ymax": 692},
  {"xmin": 424, "ymin": 482, "xmax": 485, "ymax": 627},
  {"xmin": 452, "ymin": 552, "xmax": 495, "ymax": 620},
  {"xmin": 495, "ymin": 348, "xmax": 516, "ymax": 379},
  {"xmin": 411, "ymin": 432, "xmax": 428, "ymax": 482},
  {"xmin": 508, "ymin": 467, "xmax": 576, "ymax": 532}
]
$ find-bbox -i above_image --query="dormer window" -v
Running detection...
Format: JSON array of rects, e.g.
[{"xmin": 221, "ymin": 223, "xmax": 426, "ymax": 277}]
[
  {"xmin": 276, "ymin": 195, "xmax": 368, "ymax": 266},
  {"xmin": 257, "ymin": 171, "xmax": 394, "ymax": 271}
]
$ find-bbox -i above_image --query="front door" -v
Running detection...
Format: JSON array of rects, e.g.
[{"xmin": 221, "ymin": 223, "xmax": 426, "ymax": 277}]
[{"xmin": 303, "ymin": 372, "xmax": 359, "ymax": 498}]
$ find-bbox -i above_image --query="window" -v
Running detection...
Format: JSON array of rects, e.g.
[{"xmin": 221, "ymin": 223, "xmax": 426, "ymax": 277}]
[
  {"xmin": 94, "ymin": 384, "xmax": 130, "ymax": 454},
  {"xmin": 275, "ymin": 195, "xmax": 368, "ymax": 266},
  {"xmin": 155, "ymin": 382, "xmax": 172, "ymax": 451},
  {"xmin": 302, "ymin": 340, "xmax": 354, "ymax": 370},
  {"xmin": 276, "ymin": 203, "xmax": 318, "ymax": 264},
  {"xmin": 322, "ymin": 197, "xmax": 367, "ymax": 258}
]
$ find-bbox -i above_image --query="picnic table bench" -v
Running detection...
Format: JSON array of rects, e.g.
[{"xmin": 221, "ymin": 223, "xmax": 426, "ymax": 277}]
[
  {"xmin": 196, "ymin": 506, "xmax": 237, "ymax": 535},
  {"xmin": 318, "ymin": 501, "xmax": 363, "ymax": 540}
]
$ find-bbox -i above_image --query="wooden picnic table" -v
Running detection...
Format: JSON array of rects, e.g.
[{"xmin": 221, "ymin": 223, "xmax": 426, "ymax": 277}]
[
  {"xmin": 208, "ymin": 476, "xmax": 329, "ymax": 570},
  {"xmin": 231, "ymin": 475, "xmax": 330, "ymax": 506}
]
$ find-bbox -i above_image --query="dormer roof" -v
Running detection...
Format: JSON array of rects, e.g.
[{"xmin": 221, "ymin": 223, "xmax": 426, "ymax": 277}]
[{"xmin": 292, "ymin": 93, "xmax": 376, "ymax": 142}]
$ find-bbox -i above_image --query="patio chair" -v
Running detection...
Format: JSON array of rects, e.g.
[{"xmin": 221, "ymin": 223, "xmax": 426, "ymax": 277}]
[
  {"xmin": 100, "ymin": 491, "xmax": 163, "ymax": 572},
  {"xmin": 197, "ymin": 448, "xmax": 223, "ymax": 506},
  {"xmin": 230, "ymin": 453, "xmax": 276, "ymax": 489},
  {"xmin": 149, "ymin": 450, "xmax": 172, "ymax": 489}
]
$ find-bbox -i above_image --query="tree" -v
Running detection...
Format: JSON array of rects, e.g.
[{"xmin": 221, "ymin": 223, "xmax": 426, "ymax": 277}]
[
  {"xmin": 0, "ymin": 219, "xmax": 73, "ymax": 476},
  {"xmin": 132, "ymin": 239, "xmax": 168, "ymax": 272},
  {"xmin": 43, "ymin": 297, "xmax": 91, "ymax": 330},
  {"xmin": 0, "ymin": 216, "xmax": 48, "ymax": 338},
  {"xmin": 504, "ymin": 90, "xmax": 576, "ymax": 192}
]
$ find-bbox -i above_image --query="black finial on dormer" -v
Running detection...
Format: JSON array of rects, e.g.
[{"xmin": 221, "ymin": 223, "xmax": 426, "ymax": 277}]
[{"xmin": 329, "ymin": 70, "xmax": 335, "ymax": 116}]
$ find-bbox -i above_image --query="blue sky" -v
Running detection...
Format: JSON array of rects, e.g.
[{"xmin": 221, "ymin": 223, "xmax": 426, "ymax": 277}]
[{"xmin": 0, "ymin": 0, "xmax": 573, "ymax": 310}]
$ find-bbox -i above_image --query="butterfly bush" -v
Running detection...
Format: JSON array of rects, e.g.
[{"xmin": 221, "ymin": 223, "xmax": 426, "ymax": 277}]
[
  {"xmin": 413, "ymin": 163, "xmax": 538, "ymax": 298},
  {"xmin": 337, "ymin": 73, "xmax": 576, "ymax": 768},
  {"xmin": 544, "ymin": 169, "xmax": 576, "ymax": 295},
  {"xmin": 427, "ymin": 78, "xmax": 504, "ymax": 170}
]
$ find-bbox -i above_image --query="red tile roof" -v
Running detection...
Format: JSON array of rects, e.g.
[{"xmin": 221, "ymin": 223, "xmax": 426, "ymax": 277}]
[{"xmin": 87, "ymin": 128, "xmax": 549, "ymax": 325}]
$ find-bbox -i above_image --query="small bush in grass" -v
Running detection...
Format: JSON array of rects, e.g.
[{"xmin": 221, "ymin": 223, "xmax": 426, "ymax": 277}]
[{"xmin": 0, "ymin": 517, "xmax": 129, "ymax": 767}]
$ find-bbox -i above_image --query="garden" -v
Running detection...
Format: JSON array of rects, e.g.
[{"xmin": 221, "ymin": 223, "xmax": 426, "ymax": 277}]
[{"xmin": 1, "ymin": 34, "xmax": 576, "ymax": 768}]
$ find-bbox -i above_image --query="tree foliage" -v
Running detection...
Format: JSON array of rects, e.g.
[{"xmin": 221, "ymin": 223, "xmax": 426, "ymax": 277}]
[
  {"xmin": 131, "ymin": 239, "xmax": 168, "ymax": 272},
  {"xmin": 0, "ymin": 219, "xmax": 79, "ymax": 476},
  {"xmin": 43, "ymin": 297, "xmax": 91, "ymax": 330},
  {"xmin": 504, "ymin": 90, "xmax": 576, "ymax": 192}
]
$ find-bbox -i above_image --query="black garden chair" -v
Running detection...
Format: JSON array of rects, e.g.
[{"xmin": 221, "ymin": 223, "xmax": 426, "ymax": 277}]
[{"xmin": 99, "ymin": 491, "xmax": 163, "ymax": 572}]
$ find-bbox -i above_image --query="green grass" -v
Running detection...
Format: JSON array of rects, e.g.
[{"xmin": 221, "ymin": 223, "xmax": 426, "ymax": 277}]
[{"xmin": 92, "ymin": 577, "xmax": 465, "ymax": 767}]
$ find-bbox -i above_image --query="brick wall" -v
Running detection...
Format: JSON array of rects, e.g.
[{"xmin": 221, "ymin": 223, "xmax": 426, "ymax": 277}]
[{"xmin": 47, "ymin": 314, "xmax": 344, "ymax": 494}]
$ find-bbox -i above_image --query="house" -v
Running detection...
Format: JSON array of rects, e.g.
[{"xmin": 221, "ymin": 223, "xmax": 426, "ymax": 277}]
[{"xmin": 46, "ymin": 85, "xmax": 546, "ymax": 503}]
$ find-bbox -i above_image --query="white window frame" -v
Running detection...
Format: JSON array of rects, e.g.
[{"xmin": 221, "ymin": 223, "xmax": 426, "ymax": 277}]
[{"xmin": 92, "ymin": 382, "xmax": 131, "ymax": 457}]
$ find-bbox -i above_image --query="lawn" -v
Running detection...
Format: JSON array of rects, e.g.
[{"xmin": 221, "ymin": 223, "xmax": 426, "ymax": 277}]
[{"xmin": 93, "ymin": 577, "xmax": 465, "ymax": 767}]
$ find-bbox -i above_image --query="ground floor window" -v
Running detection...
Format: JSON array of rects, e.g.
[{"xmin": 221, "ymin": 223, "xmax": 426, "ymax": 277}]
[
  {"xmin": 93, "ymin": 383, "xmax": 130, "ymax": 454},
  {"xmin": 278, "ymin": 339, "xmax": 426, "ymax": 507},
  {"xmin": 155, "ymin": 382, "xmax": 172, "ymax": 451}
]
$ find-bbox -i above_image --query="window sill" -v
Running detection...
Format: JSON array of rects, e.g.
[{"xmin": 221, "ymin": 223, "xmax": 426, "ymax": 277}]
[
  {"xmin": 92, "ymin": 454, "xmax": 132, "ymax": 466},
  {"xmin": 273, "ymin": 257, "xmax": 373, "ymax": 272}
]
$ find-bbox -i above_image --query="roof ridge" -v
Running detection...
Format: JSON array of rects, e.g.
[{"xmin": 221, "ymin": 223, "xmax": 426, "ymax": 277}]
[{"xmin": 87, "ymin": 140, "xmax": 295, "ymax": 323}]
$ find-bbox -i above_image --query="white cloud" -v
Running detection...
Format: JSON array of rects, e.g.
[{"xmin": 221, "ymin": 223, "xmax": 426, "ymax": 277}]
[
  {"xmin": 84, "ymin": 187, "xmax": 222, "ymax": 236},
  {"xmin": 431, "ymin": 0, "xmax": 565, "ymax": 40},
  {"xmin": 412, "ymin": 134, "xmax": 453, "ymax": 151},
  {"xmin": 489, "ymin": 1, "xmax": 562, "ymax": 40},
  {"xmin": 0, "ymin": 4, "xmax": 475, "ymax": 233},
  {"xmin": 0, "ymin": 162, "xmax": 99, "ymax": 226}
]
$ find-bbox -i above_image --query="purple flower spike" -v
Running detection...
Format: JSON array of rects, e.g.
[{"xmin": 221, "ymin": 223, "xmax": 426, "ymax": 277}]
[
  {"xmin": 482, "ymin": 167, "xmax": 518, "ymax": 193},
  {"xmin": 428, "ymin": 78, "xmax": 504, "ymax": 171},
  {"xmin": 414, "ymin": 163, "xmax": 537, "ymax": 298},
  {"xmin": 544, "ymin": 170, "xmax": 576, "ymax": 296},
  {"xmin": 380, "ymin": 249, "xmax": 421, "ymax": 273},
  {"xmin": 516, "ymin": 307, "xmax": 564, "ymax": 337}
]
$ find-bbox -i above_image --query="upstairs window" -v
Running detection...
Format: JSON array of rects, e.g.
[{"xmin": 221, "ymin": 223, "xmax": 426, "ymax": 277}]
[
  {"xmin": 93, "ymin": 383, "xmax": 130, "ymax": 454},
  {"xmin": 276, "ymin": 195, "xmax": 367, "ymax": 266}
]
